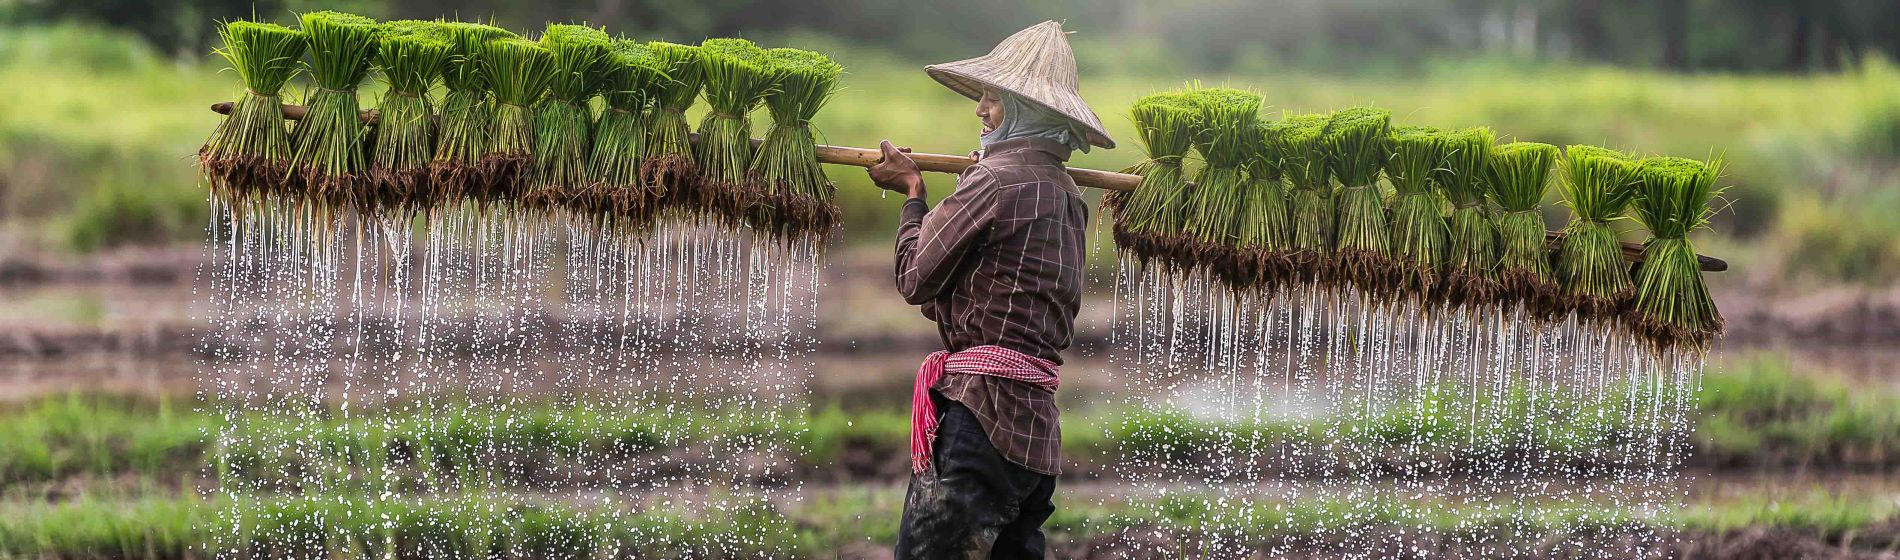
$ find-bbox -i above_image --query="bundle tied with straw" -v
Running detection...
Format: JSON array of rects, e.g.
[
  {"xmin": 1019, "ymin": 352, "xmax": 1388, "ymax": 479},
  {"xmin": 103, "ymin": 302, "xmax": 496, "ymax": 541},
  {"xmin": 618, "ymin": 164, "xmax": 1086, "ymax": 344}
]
[
  {"xmin": 1181, "ymin": 87, "xmax": 1264, "ymax": 288},
  {"xmin": 198, "ymin": 20, "xmax": 307, "ymax": 207},
  {"xmin": 693, "ymin": 38, "xmax": 775, "ymax": 226},
  {"xmin": 1268, "ymin": 113, "xmax": 1335, "ymax": 285},
  {"xmin": 1487, "ymin": 141, "xmax": 1562, "ymax": 315},
  {"xmin": 287, "ymin": 11, "xmax": 378, "ymax": 210},
  {"xmin": 748, "ymin": 48, "xmax": 845, "ymax": 243},
  {"xmin": 1237, "ymin": 120, "xmax": 1295, "ymax": 290},
  {"xmin": 1555, "ymin": 145, "xmax": 1641, "ymax": 321},
  {"xmin": 367, "ymin": 20, "xmax": 452, "ymax": 214},
  {"xmin": 641, "ymin": 41, "xmax": 705, "ymax": 215},
  {"xmin": 1628, "ymin": 155, "xmax": 1725, "ymax": 351},
  {"xmin": 530, "ymin": 24, "xmax": 614, "ymax": 210},
  {"xmin": 1433, "ymin": 127, "xmax": 1500, "ymax": 307},
  {"xmin": 429, "ymin": 22, "xmax": 517, "ymax": 206},
  {"xmin": 474, "ymin": 37, "xmax": 556, "ymax": 205},
  {"xmin": 1322, "ymin": 107, "xmax": 1395, "ymax": 295},
  {"xmin": 1108, "ymin": 91, "xmax": 1199, "ymax": 270},
  {"xmin": 581, "ymin": 39, "xmax": 668, "ymax": 229},
  {"xmin": 1384, "ymin": 125, "xmax": 1447, "ymax": 301}
]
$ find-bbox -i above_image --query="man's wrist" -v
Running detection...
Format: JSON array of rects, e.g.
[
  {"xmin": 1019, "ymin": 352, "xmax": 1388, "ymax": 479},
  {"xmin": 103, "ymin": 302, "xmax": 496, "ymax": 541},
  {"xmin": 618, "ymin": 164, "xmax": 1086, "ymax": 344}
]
[{"xmin": 904, "ymin": 178, "xmax": 927, "ymax": 200}]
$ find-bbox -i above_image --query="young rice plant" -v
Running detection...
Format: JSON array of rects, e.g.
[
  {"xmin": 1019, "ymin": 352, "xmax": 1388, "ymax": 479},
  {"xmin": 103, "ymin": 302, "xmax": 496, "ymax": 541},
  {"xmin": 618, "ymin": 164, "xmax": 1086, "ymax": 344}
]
[
  {"xmin": 1384, "ymin": 125, "xmax": 1448, "ymax": 301},
  {"xmin": 367, "ymin": 20, "xmax": 451, "ymax": 215},
  {"xmin": 287, "ymin": 11, "xmax": 378, "ymax": 210},
  {"xmin": 1487, "ymin": 141, "xmax": 1561, "ymax": 315},
  {"xmin": 694, "ymin": 38, "xmax": 776, "ymax": 226},
  {"xmin": 1322, "ymin": 107, "xmax": 1395, "ymax": 296},
  {"xmin": 748, "ymin": 48, "xmax": 844, "ymax": 244},
  {"xmin": 198, "ymin": 20, "xmax": 306, "ymax": 208},
  {"xmin": 428, "ymin": 22, "xmax": 517, "ymax": 206},
  {"xmin": 1555, "ymin": 145, "xmax": 1642, "ymax": 321}
]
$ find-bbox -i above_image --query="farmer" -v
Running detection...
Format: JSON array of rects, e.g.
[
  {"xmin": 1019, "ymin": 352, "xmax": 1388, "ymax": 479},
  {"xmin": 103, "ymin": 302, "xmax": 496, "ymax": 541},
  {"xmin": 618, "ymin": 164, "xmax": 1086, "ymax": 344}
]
[{"xmin": 866, "ymin": 20, "xmax": 1117, "ymax": 558}]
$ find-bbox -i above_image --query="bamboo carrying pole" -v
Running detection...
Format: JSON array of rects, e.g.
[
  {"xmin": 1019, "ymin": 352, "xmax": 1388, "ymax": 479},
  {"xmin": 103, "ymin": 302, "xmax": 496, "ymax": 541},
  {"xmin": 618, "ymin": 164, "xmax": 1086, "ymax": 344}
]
[{"xmin": 210, "ymin": 101, "xmax": 1727, "ymax": 271}]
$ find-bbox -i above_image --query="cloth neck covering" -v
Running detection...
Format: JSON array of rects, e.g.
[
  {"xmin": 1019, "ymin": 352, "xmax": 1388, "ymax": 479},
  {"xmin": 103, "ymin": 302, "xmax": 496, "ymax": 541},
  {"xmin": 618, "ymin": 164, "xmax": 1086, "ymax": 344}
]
[{"xmin": 980, "ymin": 91, "xmax": 1091, "ymax": 154}]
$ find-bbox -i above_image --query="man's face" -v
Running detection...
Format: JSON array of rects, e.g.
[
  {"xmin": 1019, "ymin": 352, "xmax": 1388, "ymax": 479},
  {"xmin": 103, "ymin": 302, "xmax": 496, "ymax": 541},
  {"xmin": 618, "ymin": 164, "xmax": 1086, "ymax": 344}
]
[{"xmin": 977, "ymin": 90, "xmax": 1004, "ymax": 137}]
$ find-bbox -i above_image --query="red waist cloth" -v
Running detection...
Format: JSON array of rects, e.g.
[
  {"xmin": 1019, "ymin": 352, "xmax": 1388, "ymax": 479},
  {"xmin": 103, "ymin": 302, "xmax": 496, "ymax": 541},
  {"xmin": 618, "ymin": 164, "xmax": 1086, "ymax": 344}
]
[{"xmin": 911, "ymin": 345, "xmax": 1060, "ymax": 475}]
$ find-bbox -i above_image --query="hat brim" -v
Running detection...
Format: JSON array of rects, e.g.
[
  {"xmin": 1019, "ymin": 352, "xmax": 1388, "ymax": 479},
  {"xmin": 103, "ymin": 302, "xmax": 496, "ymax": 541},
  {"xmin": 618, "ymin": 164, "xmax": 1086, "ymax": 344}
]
[{"xmin": 925, "ymin": 65, "xmax": 1117, "ymax": 150}]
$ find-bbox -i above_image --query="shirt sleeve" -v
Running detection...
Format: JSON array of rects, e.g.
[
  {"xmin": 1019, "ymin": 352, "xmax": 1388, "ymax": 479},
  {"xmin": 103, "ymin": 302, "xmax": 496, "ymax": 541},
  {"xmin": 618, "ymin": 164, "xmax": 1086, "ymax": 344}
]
[{"xmin": 894, "ymin": 165, "xmax": 999, "ymax": 306}]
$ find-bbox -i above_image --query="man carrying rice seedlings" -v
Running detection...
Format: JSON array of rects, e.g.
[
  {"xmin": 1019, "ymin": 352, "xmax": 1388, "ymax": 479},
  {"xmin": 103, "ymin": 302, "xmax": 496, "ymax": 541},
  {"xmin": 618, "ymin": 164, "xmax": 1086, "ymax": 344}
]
[{"xmin": 864, "ymin": 21, "xmax": 1114, "ymax": 559}]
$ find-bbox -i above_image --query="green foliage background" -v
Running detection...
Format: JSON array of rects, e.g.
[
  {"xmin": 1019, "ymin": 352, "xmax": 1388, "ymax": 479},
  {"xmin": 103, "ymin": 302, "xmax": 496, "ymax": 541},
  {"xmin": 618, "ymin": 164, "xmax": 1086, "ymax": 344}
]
[{"xmin": 0, "ymin": 9, "xmax": 1897, "ymax": 285}]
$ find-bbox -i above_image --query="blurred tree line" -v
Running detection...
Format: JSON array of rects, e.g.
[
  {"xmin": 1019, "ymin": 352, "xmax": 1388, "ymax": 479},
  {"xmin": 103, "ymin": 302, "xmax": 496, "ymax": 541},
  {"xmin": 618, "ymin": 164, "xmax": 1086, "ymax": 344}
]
[{"xmin": 3, "ymin": 0, "xmax": 1897, "ymax": 72}]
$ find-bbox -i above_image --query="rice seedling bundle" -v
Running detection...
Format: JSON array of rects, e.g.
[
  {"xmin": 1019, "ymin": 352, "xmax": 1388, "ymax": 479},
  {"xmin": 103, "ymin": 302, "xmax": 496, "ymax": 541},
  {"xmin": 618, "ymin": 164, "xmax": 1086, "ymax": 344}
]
[
  {"xmin": 1236, "ymin": 120, "xmax": 1295, "ymax": 289},
  {"xmin": 1487, "ymin": 141, "xmax": 1562, "ymax": 314},
  {"xmin": 1267, "ymin": 113, "xmax": 1335, "ymax": 285},
  {"xmin": 1181, "ymin": 87, "xmax": 1264, "ymax": 286},
  {"xmin": 474, "ymin": 37, "xmax": 556, "ymax": 205},
  {"xmin": 1108, "ymin": 91, "xmax": 1199, "ymax": 269},
  {"xmin": 1383, "ymin": 125, "xmax": 1447, "ymax": 301},
  {"xmin": 1322, "ymin": 107, "xmax": 1394, "ymax": 295},
  {"xmin": 693, "ymin": 38, "xmax": 775, "ymax": 226},
  {"xmin": 1433, "ymin": 127, "xmax": 1500, "ymax": 307},
  {"xmin": 1628, "ymin": 156, "xmax": 1724, "ymax": 351},
  {"xmin": 366, "ymin": 20, "xmax": 452, "ymax": 214},
  {"xmin": 530, "ymin": 24, "xmax": 614, "ymax": 210},
  {"xmin": 642, "ymin": 41, "xmax": 705, "ymax": 214},
  {"xmin": 581, "ymin": 39, "xmax": 668, "ymax": 228},
  {"xmin": 748, "ymin": 48, "xmax": 845, "ymax": 243},
  {"xmin": 198, "ymin": 20, "xmax": 307, "ymax": 207},
  {"xmin": 287, "ymin": 11, "xmax": 379, "ymax": 210},
  {"xmin": 1555, "ymin": 145, "xmax": 1642, "ymax": 320},
  {"xmin": 429, "ymin": 22, "xmax": 517, "ymax": 205}
]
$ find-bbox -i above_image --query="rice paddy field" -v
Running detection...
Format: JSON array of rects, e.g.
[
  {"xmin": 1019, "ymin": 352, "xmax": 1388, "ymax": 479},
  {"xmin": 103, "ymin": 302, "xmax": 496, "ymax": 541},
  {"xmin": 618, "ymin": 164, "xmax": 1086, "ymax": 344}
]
[{"xmin": 1, "ymin": 22, "xmax": 1898, "ymax": 559}]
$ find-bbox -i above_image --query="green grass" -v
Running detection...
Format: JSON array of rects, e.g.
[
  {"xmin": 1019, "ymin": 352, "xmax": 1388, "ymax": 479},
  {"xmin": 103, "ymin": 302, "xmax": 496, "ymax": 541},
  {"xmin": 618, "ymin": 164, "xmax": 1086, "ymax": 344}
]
[
  {"xmin": 0, "ymin": 354, "xmax": 1891, "ymax": 489},
  {"xmin": 0, "ymin": 488, "xmax": 1892, "ymax": 559}
]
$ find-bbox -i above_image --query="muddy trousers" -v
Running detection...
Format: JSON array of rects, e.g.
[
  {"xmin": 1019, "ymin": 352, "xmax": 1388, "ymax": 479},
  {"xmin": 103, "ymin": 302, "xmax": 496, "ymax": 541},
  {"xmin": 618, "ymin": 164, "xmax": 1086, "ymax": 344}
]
[{"xmin": 895, "ymin": 395, "xmax": 1058, "ymax": 560}]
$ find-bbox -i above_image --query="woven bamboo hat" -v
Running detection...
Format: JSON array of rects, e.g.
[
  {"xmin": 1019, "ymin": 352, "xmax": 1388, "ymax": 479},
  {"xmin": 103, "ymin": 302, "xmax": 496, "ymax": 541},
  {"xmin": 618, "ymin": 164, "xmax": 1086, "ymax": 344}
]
[{"xmin": 925, "ymin": 20, "xmax": 1116, "ymax": 149}]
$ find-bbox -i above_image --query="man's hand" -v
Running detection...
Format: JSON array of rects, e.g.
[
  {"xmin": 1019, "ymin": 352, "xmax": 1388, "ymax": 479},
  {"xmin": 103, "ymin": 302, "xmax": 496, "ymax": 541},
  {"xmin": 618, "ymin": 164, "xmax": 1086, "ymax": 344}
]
[{"xmin": 869, "ymin": 140, "xmax": 926, "ymax": 200}]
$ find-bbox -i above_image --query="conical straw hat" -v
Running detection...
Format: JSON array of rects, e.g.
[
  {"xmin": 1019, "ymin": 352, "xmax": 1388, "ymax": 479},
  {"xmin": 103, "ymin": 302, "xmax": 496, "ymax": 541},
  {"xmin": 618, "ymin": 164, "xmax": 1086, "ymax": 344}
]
[{"xmin": 925, "ymin": 21, "xmax": 1116, "ymax": 149}]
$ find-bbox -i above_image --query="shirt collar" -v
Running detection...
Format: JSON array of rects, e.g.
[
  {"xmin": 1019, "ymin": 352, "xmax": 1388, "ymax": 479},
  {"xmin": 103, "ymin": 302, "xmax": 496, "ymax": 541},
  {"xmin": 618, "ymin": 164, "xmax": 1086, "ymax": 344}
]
[{"xmin": 979, "ymin": 137, "xmax": 1074, "ymax": 163}]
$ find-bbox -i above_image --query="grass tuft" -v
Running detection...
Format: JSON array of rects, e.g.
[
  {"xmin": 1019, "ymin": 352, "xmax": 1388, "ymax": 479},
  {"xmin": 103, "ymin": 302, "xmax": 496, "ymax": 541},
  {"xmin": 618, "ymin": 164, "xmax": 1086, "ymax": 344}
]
[
  {"xmin": 529, "ymin": 24, "xmax": 614, "ymax": 210},
  {"xmin": 198, "ymin": 20, "xmax": 306, "ymax": 208},
  {"xmin": 287, "ymin": 11, "xmax": 379, "ymax": 210},
  {"xmin": 1268, "ymin": 113, "xmax": 1335, "ymax": 285},
  {"xmin": 1384, "ymin": 125, "xmax": 1447, "ymax": 301},
  {"xmin": 474, "ymin": 37, "xmax": 556, "ymax": 205},
  {"xmin": 428, "ymin": 22, "xmax": 517, "ymax": 206},
  {"xmin": 1181, "ymin": 87, "xmax": 1264, "ymax": 288},
  {"xmin": 1628, "ymin": 155, "xmax": 1725, "ymax": 352},
  {"xmin": 1433, "ymin": 127, "xmax": 1500, "ymax": 306},
  {"xmin": 580, "ymin": 38, "xmax": 669, "ymax": 230},
  {"xmin": 747, "ymin": 47, "xmax": 845, "ymax": 244},
  {"xmin": 367, "ymin": 20, "xmax": 452, "ymax": 215},
  {"xmin": 640, "ymin": 41, "xmax": 705, "ymax": 215},
  {"xmin": 1321, "ymin": 106, "xmax": 1395, "ymax": 296},
  {"xmin": 1487, "ymin": 141, "xmax": 1561, "ymax": 314},
  {"xmin": 693, "ymin": 38, "xmax": 776, "ymax": 227}
]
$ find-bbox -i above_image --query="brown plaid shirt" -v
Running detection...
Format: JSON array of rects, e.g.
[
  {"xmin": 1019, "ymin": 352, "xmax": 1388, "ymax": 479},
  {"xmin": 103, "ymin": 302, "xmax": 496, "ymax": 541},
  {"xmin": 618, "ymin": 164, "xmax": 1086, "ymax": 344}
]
[{"xmin": 895, "ymin": 137, "xmax": 1087, "ymax": 476}]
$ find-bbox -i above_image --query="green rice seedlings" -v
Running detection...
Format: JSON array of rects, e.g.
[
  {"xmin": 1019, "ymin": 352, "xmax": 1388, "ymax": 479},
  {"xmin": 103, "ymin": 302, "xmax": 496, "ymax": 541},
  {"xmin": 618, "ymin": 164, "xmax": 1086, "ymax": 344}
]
[
  {"xmin": 693, "ymin": 38, "xmax": 775, "ymax": 226},
  {"xmin": 1109, "ymin": 92, "xmax": 1199, "ymax": 269},
  {"xmin": 582, "ymin": 39, "xmax": 669, "ymax": 230},
  {"xmin": 1181, "ymin": 87, "xmax": 1263, "ymax": 287},
  {"xmin": 1627, "ymin": 155, "xmax": 1725, "ymax": 352},
  {"xmin": 1383, "ymin": 125, "xmax": 1447, "ymax": 302},
  {"xmin": 475, "ymin": 37, "xmax": 556, "ymax": 205},
  {"xmin": 1237, "ymin": 120, "xmax": 1295, "ymax": 289},
  {"xmin": 1487, "ymin": 141, "xmax": 1562, "ymax": 315},
  {"xmin": 288, "ymin": 11, "xmax": 379, "ymax": 210},
  {"xmin": 1321, "ymin": 107, "xmax": 1394, "ymax": 296},
  {"xmin": 748, "ymin": 47, "xmax": 845, "ymax": 243},
  {"xmin": 1268, "ymin": 113, "xmax": 1335, "ymax": 285},
  {"xmin": 1555, "ymin": 145, "xmax": 1642, "ymax": 321},
  {"xmin": 366, "ymin": 20, "xmax": 451, "ymax": 215},
  {"xmin": 429, "ymin": 22, "xmax": 516, "ymax": 207},
  {"xmin": 641, "ymin": 41, "xmax": 705, "ymax": 215},
  {"xmin": 529, "ymin": 24, "xmax": 614, "ymax": 211},
  {"xmin": 1433, "ymin": 127, "xmax": 1500, "ymax": 307},
  {"xmin": 198, "ymin": 20, "xmax": 306, "ymax": 208}
]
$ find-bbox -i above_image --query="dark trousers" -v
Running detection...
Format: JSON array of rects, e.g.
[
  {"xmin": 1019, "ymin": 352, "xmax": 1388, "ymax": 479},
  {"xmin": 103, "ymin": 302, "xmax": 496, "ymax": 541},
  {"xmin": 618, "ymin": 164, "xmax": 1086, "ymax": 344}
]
[{"xmin": 895, "ymin": 394, "xmax": 1058, "ymax": 560}]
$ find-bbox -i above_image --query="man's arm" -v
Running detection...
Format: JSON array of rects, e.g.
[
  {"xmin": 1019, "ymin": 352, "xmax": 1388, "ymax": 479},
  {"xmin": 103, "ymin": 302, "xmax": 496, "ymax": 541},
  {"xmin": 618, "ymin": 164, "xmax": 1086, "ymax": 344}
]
[{"xmin": 893, "ymin": 169, "xmax": 997, "ymax": 305}]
